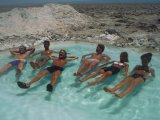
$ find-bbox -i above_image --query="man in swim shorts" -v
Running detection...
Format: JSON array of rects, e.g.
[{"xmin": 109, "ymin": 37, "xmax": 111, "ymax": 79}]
[
  {"xmin": 74, "ymin": 44, "xmax": 111, "ymax": 77},
  {"xmin": 0, "ymin": 45, "xmax": 35, "ymax": 76},
  {"xmin": 17, "ymin": 50, "xmax": 78, "ymax": 92},
  {"xmin": 30, "ymin": 40, "xmax": 57, "ymax": 69}
]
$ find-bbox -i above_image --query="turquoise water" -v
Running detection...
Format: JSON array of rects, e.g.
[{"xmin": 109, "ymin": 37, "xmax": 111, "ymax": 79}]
[{"xmin": 0, "ymin": 41, "xmax": 160, "ymax": 120}]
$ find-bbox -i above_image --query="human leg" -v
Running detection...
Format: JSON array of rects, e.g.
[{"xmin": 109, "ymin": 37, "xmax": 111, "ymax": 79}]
[
  {"xmin": 115, "ymin": 77, "xmax": 144, "ymax": 98},
  {"xmin": 74, "ymin": 59, "xmax": 89, "ymax": 76},
  {"xmin": 103, "ymin": 77, "xmax": 133, "ymax": 94},
  {"xmin": 16, "ymin": 62, "xmax": 25, "ymax": 75},
  {"xmin": 0, "ymin": 63, "xmax": 12, "ymax": 74},
  {"xmin": 47, "ymin": 70, "xmax": 61, "ymax": 92},
  {"xmin": 80, "ymin": 62, "xmax": 98, "ymax": 75},
  {"xmin": 88, "ymin": 71, "xmax": 112, "ymax": 85},
  {"xmin": 80, "ymin": 68, "xmax": 104, "ymax": 82},
  {"xmin": 17, "ymin": 70, "xmax": 49, "ymax": 88}
]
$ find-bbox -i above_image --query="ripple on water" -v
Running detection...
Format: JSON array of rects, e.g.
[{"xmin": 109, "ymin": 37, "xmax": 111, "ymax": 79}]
[{"xmin": 0, "ymin": 41, "xmax": 160, "ymax": 120}]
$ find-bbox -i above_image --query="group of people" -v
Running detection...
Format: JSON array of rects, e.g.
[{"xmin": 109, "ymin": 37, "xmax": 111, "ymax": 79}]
[{"xmin": 0, "ymin": 41, "xmax": 155, "ymax": 98}]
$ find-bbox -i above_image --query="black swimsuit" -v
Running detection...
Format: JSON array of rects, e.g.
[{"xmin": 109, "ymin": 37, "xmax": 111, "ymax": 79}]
[
  {"xmin": 46, "ymin": 66, "xmax": 64, "ymax": 73},
  {"xmin": 131, "ymin": 65, "xmax": 149, "ymax": 81},
  {"xmin": 102, "ymin": 66, "xmax": 120, "ymax": 74},
  {"xmin": 102, "ymin": 62, "xmax": 125, "ymax": 75}
]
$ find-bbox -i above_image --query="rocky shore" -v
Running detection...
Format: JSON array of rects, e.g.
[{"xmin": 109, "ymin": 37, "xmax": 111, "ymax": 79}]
[{"xmin": 0, "ymin": 4, "xmax": 160, "ymax": 52}]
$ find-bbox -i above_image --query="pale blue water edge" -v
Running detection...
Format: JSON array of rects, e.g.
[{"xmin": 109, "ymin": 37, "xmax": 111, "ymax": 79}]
[{"xmin": 0, "ymin": 41, "xmax": 160, "ymax": 120}]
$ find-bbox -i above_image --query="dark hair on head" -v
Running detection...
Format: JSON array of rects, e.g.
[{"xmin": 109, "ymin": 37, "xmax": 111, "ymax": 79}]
[
  {"xmin": 97, "ymin": 44, "xmax": 105, "ymax": 52},
  {"xmin": 60, "ymin": 49, "xmax": 67, "ymax": 56},
  {"xmin": 19, "ymin": 45, "xmax": 27, "ymax": 50},
  {"xmin": 141, "ymin": 53, "xmax": 152, "ymax": 63},
  {"xmin": 44, "ymin": 40, "xmax": 50, "ymax": 44},
  {"xmin": 120, "ymin": 52, "xmax": 128, "ymax": 62}
]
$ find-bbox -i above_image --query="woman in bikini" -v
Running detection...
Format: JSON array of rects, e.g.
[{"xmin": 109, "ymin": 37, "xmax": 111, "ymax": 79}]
[
  {"xmin": 17, "ymin": 50, "xmax": 78, "ymax": 92},
  {"xmin": 104, "ymin": 53, "xmax": 155, "ymax": 98},
  {"xmin": 74, "ymin": 44, "xmax": 111, "ymax": 77},
  {"xmin": 30, "ymin": 40, "xmax": 56, "ymax": 69},
  {"xmin": 80, "ymin": 52, "xmax": 129, "ymax": 86}
]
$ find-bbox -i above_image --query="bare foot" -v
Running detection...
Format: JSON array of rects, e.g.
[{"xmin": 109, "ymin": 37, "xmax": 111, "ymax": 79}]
[
  {"xmin": 114, "ymin": 93, "xmax": 123, "ymax": 98},
  {"xmin": 73, "ymin": 73, "xmax": 77, "ymax": 76},
  {"xmin": 30, "ymin": 62, "xmax": 35, "ymax": 69},
  {"xmin": 73, "ymin": 72, "xmax": 82, "ymax": 76},
  {"xmin": 103, "ymin": 87, "xmax": 115, "ymax": 94},
  {"xmin": 88, "ymin": 82, "xmax": 96, "ymax": 86}
]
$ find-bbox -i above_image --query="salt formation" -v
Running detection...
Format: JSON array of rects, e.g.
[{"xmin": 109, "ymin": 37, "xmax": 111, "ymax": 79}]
[{"xmin": 0, "ymin": 4, "xmax": 90, "ymax": 37}]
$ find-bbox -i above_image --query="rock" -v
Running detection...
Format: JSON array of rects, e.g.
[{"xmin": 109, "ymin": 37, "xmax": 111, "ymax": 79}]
[
  {"xmin": 127, "ymin": 37, "xmax": 134, "ymax": 42},
  {"xmin": 105, "ymin": 29, "xmax": 118, "ymax": 35}
]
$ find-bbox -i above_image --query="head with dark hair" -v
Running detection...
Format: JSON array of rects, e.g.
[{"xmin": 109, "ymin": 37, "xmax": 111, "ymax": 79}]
[
  {"xmin": 141, "ymin": 53, "xmax": 152, "ymax": 66},
  {"xmin": 120, "ymin": 52, "xmax": 128, "ymax": 63},
  {"xmin": 59, "ymin": 49, "xmax": 67, "ymax": 59},
  {"xmin": 96, "ymin": 44, "xmax": 105, "ymax": 54},
  {"xmin": 43, "ymin": 40, "xmax": 50, "ymax": 50},
  {"xmin": 141, "ymin": 53, "xmax": 152, "ymax": 63},
  {"xmin": 19, "ymin": 45, "xmax": 27, "ymax": 54}
]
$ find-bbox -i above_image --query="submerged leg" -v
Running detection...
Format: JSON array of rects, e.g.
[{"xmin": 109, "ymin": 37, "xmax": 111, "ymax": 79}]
[
  {"xmin": 88, "ymin": 71, "xmax": 112, "ymax": 86},
  {"xmin": 104, "ymin": 77, "xmax": 133, "ymax": 94},
  {"xmin": 74, "ymin": 59, "xmax": 89, "ymax": 76},
  {"xmin": 80, "ymin": 68, "xmax": 104, "ymax": 82},
  {"xmin": 30, "ymin": 61, "xmax": 36, "ymax": 69},
  {"xmin": 80, "ymin": 62, "xmax": 98, "ymax": 76},
  {"xmin": 0, "ymin": 63, "xmax": 12, "ymax": 74},
  {"xmin": 47, "ymin": 70, "xmax": 61, "ymax": 92},
  {"xmin": 16, "ymin": 62, "xmax": 25, "ymax": 75},
  {"xmin": 115, "ymin": 77, "xmax": 144, "ymax": 98},
  {"xmin": 27, "ymin": 70, "xmax": 49, "ymax": 86}
]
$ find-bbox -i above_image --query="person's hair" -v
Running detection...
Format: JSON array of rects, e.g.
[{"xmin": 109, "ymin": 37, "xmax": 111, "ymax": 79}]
[
  {"xmin": 141, "ymin": 53, "xmax": 152, "ymax": 63},
  {"xmin": 44, "ymin": 40, "xmax": 50, "ymax": 45},
  {"xmin": 19, "ymin": 45, "xmax": 27, "ymax": 51},
  {"xmin": 97, "ymin": 44, "xmax": 105, "ymax": 52},
  {"xmin": 120, "ymin": 52, "xmax": 128, "ymax": 62},
  {"xmin": 60, "ymin": 49, "xmax": 67, "ymax": 58}
]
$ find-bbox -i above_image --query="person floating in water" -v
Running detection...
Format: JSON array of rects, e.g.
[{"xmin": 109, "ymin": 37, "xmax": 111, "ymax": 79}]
[
  {"xmin": 73, "ymin": 44, "xmax": 111, "ymax": 77},
  {"xmin": 17, "ymin": 50, "xmax": 78, "ymax": 92},
  {"xmin": 103, "ymin": 53, "xmax": 155, "ymax": 98},
  {"xmin": 30, "ymin": 40, "xmax": 57, "ymax": 69},
  {"xmin": 80, "ymin": 52, "xmax": 129, "ymax": 86},
  {"xmin": 0, "ymin": 45, "xmax": 35, "ymax": 76}
]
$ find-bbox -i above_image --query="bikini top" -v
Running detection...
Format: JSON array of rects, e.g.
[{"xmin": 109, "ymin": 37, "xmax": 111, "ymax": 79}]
[
  {"xmin": 136, "ymin": 65, "xmax": 149, "ymax": 73},
  {"xmin": 113, "ymin": 61, "xmax": 125, "ymax": 67}
]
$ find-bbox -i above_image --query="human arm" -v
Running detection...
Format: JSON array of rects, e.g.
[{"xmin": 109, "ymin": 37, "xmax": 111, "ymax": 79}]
[
  {"xmin": 67, "ymin": 56, "xmax": 79, "ymax": 61},
  {"xmin": 130, "ymin": 65, "xmax": 139, "ymax": 75},
  {"xmin": 48, "ymin": 55, "xmax": 58, "ymax": 60},
  {"xmin": 149, "ymin": 68, "xmax": 155, "ymax": 77},
  {"xmin": 101, "ymin": 54, "xmax": 111, "ymax": 63},
  {"xmin": 81, "ymin": 53, "xmax": 94, "ymax": 61},
  {"xmin": 25, "ymin": 47, "xmax": 35, "ymax": 57},
  {"xmin": 99, "ymin": 61, "xmax": 115, "ymax": 67},
  {"xmin": 123, "ymin": 63, "xmax": 129, "ymax": 76},
  {"xmin": 9, "ymin": 48, "xmax": 19, "ymax": 55}
]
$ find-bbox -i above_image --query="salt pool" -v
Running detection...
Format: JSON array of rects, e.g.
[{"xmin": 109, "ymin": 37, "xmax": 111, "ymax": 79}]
[{"xmin": 0, "ymin": 41, "xmax": 160, "ymax": 120}]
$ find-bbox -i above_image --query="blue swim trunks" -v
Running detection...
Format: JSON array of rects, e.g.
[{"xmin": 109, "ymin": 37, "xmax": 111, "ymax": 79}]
[{"xmin": 9, "ymin": 60, "xmax": 25, "ymax": 66}]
